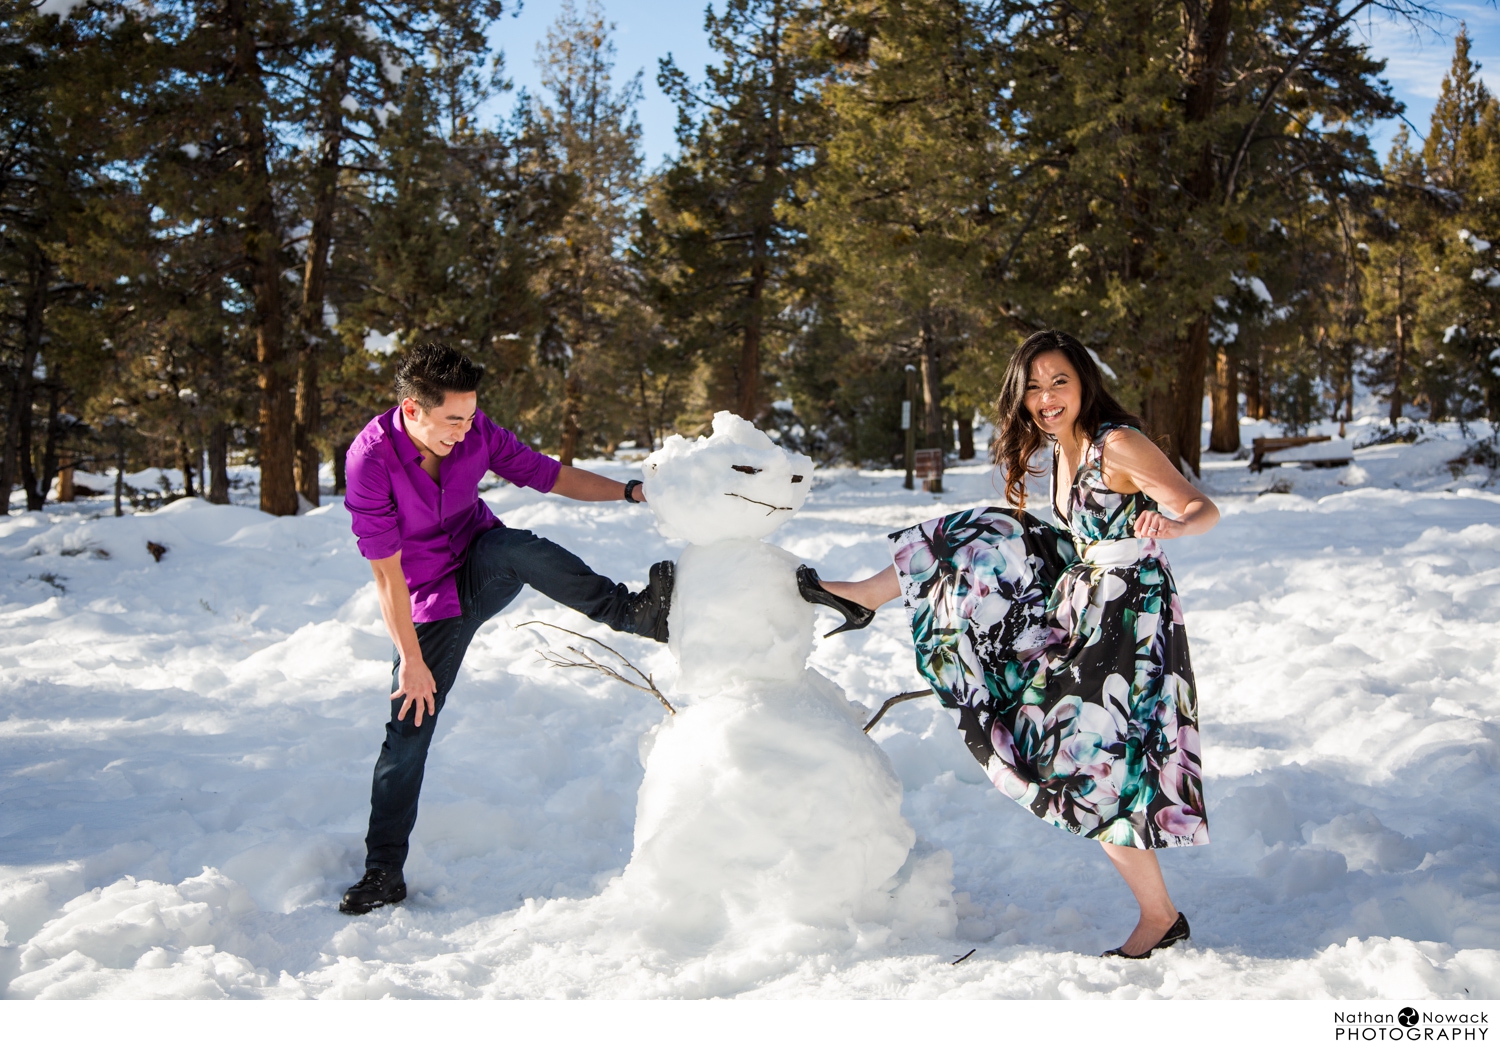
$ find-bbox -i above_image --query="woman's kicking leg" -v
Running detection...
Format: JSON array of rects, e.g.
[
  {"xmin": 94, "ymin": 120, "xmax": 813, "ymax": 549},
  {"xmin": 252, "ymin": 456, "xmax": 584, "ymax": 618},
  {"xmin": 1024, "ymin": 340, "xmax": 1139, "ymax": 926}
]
[{"xmin": 819, "ymin": 564, "xmax": 901, "ymax": 609}]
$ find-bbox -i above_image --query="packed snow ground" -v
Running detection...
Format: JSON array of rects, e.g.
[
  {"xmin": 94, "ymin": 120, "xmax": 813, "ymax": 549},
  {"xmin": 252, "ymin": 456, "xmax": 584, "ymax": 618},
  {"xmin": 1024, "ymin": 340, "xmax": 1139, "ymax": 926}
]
[{"xmin": 1, "ymin": 419, "xmax": 1498, "ymax": 999}]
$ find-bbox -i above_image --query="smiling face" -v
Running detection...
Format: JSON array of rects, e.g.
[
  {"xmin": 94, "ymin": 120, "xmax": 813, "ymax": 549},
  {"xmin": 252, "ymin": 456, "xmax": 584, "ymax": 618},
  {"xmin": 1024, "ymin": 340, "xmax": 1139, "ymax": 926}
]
[
  {"xmin": 644, "ymin": 412, "xmax": 814, "ymax": 545},
  {"xmin": 1023, "ymin": 350, "xmax": 1083, "ymax": 441},
  {"xmin": 401, "ymin": 390, "xmax": 477, "ymax": 457}
]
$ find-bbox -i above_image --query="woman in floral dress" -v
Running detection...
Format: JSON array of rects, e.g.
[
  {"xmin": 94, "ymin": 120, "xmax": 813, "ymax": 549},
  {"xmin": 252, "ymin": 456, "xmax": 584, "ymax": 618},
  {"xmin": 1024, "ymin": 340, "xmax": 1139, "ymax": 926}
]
[{"xmin": 798, "ymin": 330, "xmax": 1219, "ymax": 958}]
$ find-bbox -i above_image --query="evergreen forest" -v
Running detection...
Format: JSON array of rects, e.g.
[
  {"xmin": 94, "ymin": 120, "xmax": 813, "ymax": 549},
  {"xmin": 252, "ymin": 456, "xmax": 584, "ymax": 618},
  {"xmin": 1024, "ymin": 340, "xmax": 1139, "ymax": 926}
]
[{"xmin": 3, "ymin": 0, "xmax": 1498, "ymax": 516}]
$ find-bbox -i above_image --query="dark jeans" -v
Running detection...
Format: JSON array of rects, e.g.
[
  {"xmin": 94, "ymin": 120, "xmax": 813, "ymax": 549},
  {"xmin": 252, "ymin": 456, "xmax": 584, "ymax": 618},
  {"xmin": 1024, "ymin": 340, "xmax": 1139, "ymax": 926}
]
[{"xmin": 363, "ymin": 526, "xmax": 636, "ymax": 873}]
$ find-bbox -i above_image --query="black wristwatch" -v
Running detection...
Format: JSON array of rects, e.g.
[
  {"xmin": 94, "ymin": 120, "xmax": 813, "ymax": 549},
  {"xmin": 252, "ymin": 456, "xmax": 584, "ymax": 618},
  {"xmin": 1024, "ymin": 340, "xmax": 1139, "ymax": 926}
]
[{"xmin": 623, "ymin": 479, "xmax": 643, "ymax": 504}]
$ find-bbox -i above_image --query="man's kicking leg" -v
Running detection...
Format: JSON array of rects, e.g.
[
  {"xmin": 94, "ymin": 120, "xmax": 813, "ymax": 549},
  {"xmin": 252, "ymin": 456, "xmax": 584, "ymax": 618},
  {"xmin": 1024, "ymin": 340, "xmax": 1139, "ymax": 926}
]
[
  {"xmin": 340, "ymin": 531, "xmax": 671, "ymax": 914},
  {"xmin": 462, "ymin": 526, "xmax": 673, "ymax": 641}
]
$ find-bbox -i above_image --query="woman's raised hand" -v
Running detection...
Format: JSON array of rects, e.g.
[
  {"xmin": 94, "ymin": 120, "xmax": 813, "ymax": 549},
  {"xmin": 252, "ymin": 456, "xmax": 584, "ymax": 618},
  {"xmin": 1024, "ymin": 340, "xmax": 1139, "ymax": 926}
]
[{"xmin": 1133, "ymin": 509, "xmax": 1186, "ymax": 541}]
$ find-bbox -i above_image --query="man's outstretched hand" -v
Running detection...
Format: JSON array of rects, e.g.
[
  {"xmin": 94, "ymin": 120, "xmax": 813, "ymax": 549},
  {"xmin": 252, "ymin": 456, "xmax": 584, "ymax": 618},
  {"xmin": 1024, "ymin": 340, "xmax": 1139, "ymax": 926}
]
[{"xmin": 393, "ymin": 654, "xmax": 439, "ymax": 726}]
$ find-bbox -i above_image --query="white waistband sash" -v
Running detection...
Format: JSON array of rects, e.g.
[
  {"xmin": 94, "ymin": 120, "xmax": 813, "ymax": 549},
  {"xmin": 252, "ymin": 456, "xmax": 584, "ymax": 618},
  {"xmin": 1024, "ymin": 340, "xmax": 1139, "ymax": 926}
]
[{"xmin": 1078, "ymin": 537, "xmax": 1158, "ymax": 568}]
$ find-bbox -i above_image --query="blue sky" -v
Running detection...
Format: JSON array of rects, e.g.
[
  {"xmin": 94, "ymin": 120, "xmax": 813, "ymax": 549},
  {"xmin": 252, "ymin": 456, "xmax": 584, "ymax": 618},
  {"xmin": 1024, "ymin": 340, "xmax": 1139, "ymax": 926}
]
[
  {"xmin": 488, "ymin": 1, "xmax": 1500, "ymax": 170},
  {"xmin": 487, "ymin": 0, "xmax": 717, "ymax": 168}
]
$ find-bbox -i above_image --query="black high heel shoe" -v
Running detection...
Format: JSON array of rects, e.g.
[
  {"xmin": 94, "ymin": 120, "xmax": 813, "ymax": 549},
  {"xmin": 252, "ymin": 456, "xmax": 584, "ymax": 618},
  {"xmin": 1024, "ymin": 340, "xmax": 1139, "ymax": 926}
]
[
  {"xmin": 1102, "ymin": 912, "xmax": 1190, "ymax": 959},
  {"xmin": 796, "ymin": 565, "xmax": 877, "ymax": 638}
]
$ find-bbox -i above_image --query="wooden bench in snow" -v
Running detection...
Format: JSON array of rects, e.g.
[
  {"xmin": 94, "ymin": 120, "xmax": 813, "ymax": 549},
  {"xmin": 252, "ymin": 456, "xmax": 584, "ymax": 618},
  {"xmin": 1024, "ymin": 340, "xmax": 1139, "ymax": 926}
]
[{"xmin": 1250, "ymin": 435, "xmax": 1354, "ymax": 472}]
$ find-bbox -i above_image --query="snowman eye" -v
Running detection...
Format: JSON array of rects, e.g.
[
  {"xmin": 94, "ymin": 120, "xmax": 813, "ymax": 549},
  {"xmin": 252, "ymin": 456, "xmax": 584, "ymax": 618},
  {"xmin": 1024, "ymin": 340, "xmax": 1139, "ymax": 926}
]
[
  {"xmin": 791, "ymin": 475, "xmax": 804, "ymax": 483},
  {"xmin": 731, "ymin": 464, "xmax": 762, "ymax": 474}
]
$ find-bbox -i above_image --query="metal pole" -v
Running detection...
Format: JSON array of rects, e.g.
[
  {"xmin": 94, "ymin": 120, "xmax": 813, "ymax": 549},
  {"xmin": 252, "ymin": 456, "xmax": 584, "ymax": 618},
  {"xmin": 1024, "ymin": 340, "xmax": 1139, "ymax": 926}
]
[
  {"xmin": 903, "ymin": 365, "xmax": 917, "ymax": 490},
  {"xmin": 114, "ymin": 425, "xmax": 125, "ymax": 518}
]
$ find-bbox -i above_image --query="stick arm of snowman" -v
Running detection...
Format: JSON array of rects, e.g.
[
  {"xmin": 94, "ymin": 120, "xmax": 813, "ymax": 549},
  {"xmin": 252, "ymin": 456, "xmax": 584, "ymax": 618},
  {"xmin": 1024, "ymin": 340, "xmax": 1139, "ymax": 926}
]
[{"xmin": 550, "ymin": 464, "xmax": 647, "ymax": 503}]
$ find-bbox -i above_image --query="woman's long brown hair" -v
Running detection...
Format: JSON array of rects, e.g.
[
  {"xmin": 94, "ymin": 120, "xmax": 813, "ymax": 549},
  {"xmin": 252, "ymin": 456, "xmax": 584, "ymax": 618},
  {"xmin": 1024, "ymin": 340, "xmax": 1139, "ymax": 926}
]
[{"xmin": 991, "ymin": 330, "xmax": 1143, "ymax": 508}]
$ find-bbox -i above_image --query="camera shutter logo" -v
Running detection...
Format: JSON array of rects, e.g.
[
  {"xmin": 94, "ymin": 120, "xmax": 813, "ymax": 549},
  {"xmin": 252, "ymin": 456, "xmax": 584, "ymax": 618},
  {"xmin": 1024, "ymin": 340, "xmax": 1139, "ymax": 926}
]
[{"xmin": 1398, "ymin": 1008, "xmax": 1419, "ymax": 1028}]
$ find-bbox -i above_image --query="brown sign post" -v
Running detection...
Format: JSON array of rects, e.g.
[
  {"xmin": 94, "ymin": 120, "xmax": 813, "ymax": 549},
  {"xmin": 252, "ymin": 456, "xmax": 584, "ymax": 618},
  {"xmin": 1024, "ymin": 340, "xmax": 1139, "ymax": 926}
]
[{"xmin": 914, "ymin": 448, "xmax": 943, "ymax": 493}]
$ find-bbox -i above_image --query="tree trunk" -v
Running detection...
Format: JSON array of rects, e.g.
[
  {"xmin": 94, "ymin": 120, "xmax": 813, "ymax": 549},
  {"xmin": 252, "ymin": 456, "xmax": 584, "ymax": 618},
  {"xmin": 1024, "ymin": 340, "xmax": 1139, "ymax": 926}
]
[
  {"xmin": 739, "ymin": 235, "xmax": 766, "ymax": 422},
  {"xmin": 1390, "ymin": 254, "xmax": 1406, "ymax": 425},
  {"xmin": 229, "ymin": 0, "xmax": 295, "ymax": 516},
  {"xmin": 33, "ymin": 382, "xmax": 62, "ymax": 510},
  {"xmin": 1426, "ymin": 375, "xmax": 1446, "ymax": 423},
  {"xmin": 919, "ymin": 319, "xmax": 942, "ymax": 448},
  {"xmin": 1208, "ymin": 347, "xmax": 1240, "ymax": 453},
  {"xmin": 1243, "ymin": 352, "xmax": 1263, "ymax": 420},
  {"xmin": 58, "ymin": 450, "xmax": 74, "ymax": 503},
  {"xmin": 18, "ymin": 391, "xmax": 39, "ymax": 511},
  {"xmin": 1180, "ymin": 319, "xmax": 1210, "ymax": 474},
  {"xmin": 1142, "ymin": 318, "xmax": 1210, "ymax": 475},
  {"xmin": 1, "ymin": 246, "xmax": 47, "ymax": 516},
  {"xmin": 957, "ymin": 411, "xmax": 975, "ymax": 460},
  {"xmin": 635, "ymin": 370, "xmax": 656, "ymax": 452},
  {"xmin": 1341, "ymin": 343, "xmax": 1355, "ymax": 423},
  {"xmin": 207, "ymin": 420, "xmax": 230, "ymax": 504},
  {"xmin": 558, "ymin": 371, "xmax": 582, "ymax": 465},
  {"xmin": 295, "ymin": 47, "xmax": 351, "ymax": 508},
  {"xmin": 113, "ymin": 427, "xmax": 126, "ymax": 517},
  {"xmin": 1154, "ymin": 0, "xmax": 1232, "ymax": 475},
  {"xmin": 178, "ymin": 435, "xmax": 196, "ymax": 498},
  {"xmin": 333, "ymin": 440, "xmax": 349, "ymax": 495},
  {"xmin": 294, "ymin": 350, "xmax": 322, "ymax": 501}
]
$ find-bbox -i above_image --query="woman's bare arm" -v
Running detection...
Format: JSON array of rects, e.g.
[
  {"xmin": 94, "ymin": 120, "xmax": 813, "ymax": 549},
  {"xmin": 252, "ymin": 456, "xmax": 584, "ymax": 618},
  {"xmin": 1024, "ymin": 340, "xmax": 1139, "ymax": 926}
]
[{"xmin": 1101, "ymin": 429, "xmax": 1220, "ymax": 539}]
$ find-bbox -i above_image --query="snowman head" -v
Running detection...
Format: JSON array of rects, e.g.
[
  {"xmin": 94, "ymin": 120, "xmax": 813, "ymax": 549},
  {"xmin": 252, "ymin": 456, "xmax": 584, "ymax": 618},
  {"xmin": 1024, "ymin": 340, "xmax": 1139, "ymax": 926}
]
[{"xmin": 644, "ymin": 411, "xmax": 814, "ymax": 545}]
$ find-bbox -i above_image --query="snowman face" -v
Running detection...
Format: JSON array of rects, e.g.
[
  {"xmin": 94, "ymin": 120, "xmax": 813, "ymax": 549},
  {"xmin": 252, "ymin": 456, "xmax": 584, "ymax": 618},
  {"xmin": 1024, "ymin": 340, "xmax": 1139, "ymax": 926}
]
[{"xmin": 644, "ymin": 411, "xmax": 815, "ymax": 545}]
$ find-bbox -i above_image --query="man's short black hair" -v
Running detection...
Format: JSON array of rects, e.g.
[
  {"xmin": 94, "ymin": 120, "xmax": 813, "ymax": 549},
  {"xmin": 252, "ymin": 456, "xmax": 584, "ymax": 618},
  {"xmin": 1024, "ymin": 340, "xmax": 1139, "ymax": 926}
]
[{"xmin": 394, "ymin": 343, "xmax": 484, "ymax": 410}]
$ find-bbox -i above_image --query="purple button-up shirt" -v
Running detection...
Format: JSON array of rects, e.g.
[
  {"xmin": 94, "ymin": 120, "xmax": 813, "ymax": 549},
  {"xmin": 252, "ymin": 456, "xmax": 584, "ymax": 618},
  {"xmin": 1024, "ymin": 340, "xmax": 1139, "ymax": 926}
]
[{"xmin": 344, "ymin": 406, "xmax": 561, "ymax": 621}]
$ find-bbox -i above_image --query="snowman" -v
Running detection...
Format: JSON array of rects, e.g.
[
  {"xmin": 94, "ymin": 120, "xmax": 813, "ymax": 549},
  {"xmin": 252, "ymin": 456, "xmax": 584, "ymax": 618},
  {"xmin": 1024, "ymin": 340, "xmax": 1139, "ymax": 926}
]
[{"xmin": 604, "ymin": 411, "xmax": 934, "ymax": 949}]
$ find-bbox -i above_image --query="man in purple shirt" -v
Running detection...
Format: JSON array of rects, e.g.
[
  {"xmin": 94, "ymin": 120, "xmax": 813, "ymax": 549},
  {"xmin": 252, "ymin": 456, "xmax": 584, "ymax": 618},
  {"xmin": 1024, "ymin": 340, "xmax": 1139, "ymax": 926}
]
[{"xmin": 338, "ymin": 344, "xmax": 671, "ymax": 915}]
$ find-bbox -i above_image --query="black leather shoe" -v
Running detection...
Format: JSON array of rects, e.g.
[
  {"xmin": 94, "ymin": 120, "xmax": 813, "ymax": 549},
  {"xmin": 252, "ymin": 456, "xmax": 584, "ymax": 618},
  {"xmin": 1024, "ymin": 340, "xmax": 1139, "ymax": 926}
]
[
  {"xmin": 339, "ymin": 868, "xmax": 407, "ymax": 915},
  {"xmin": 1102, "ymin": 912, "xmax": 1190, "ymax": 959},
  {"xmin": 626, "ymin": 560, "xmax": 674, "ymax": 643},
  {"xmin": 796, "ymin": 565, "xmax": 876, "ymax": 638}
]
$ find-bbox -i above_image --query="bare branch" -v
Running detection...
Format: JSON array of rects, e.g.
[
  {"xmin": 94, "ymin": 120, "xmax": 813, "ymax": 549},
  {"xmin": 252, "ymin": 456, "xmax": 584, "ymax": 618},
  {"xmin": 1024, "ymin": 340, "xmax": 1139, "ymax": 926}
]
[
  {"xmin": 517, "ymin": 620, "xmax": 676, "ymax": 715},
  {"xmin": 1223, "ymin": 0, "xmax": 1391, "ymax": 201},
  {"xmin": 724, "ymin": 492, "xmax": 791, "ymax": 514},
  {"xmin": 863, "ymin": 688, "xmax": 933, "ymax": 733}
]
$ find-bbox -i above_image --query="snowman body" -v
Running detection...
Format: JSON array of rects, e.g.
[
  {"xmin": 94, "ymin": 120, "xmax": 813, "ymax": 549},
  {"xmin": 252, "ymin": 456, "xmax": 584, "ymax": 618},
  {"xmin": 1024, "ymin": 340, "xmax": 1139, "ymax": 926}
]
[{"xmin": 614, "ymin": 412, "xmax": 916, "ymax": 946}]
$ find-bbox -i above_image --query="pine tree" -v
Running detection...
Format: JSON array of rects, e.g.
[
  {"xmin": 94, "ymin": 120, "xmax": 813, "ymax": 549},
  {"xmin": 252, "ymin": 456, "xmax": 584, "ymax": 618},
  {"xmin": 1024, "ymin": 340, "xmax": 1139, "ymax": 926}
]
[
  {"xmin": 336, "ymin": 25, "xmax": 571, "ymax": 451},
  {"xmin": 0, "ymin": 1, "xmax": 138, "ymax": 512},
  {"xmin": 654, "ymin": 0, "xmax": 827, "ymax": 426},
  {"xmin": 1419, "ymin": 26, "xmax": 1500, "ymax": 420},
  {"xmin": 291, "ymin": 0, "xmax": 508, "ymax": 503},
  {"xmin": 809, "ymin": 1, "xmax": 1003, "ymax": 459},
  {"xmin": 529, "ymin": 0, "xmax": 648, "ymax": 462},
  {"xmin": 1361, "ymin": 127, "xmax": 1434, "ymax": 425}
]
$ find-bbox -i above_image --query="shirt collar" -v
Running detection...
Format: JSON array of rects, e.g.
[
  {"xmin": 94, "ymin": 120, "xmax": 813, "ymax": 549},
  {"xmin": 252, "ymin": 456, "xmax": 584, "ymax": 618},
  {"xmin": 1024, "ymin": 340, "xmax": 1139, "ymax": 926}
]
[{"xmin": 384, "ymin": 406, "xmax": 426, "ymax": 465}]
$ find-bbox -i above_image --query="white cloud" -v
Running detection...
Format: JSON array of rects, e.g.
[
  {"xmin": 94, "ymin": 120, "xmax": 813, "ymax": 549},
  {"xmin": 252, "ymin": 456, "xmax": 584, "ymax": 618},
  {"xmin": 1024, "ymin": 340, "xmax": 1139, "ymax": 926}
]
[{"xmin": 1355, "ymin": 5, "xmax": 1500, "ymax": 155}]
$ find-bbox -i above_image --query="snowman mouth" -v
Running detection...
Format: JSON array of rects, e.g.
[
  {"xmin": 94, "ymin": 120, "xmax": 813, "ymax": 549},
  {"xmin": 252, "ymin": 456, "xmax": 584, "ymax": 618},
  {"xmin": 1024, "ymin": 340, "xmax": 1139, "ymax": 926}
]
[{"xmin": 725, "ymin": 492, "xmax": 793, "ymax": 515}]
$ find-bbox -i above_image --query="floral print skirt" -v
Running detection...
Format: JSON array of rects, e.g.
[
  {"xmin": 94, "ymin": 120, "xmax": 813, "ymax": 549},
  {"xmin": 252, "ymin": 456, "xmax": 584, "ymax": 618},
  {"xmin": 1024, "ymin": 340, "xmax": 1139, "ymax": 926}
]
[{"xmin": 888, "ymin": 507, "xmax": 1208, "ymax": 849}]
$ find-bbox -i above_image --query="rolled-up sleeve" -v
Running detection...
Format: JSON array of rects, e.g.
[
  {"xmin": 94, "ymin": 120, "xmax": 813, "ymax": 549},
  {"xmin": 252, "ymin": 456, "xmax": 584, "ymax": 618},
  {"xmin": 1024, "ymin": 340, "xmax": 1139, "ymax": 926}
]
[
  {"xmin": 344, "ymin": 444, "xmax": 402, "ymax": 561},
  {"xmin": 486, "ymin": 417, "xmax": 561, "ymax": 492}
]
